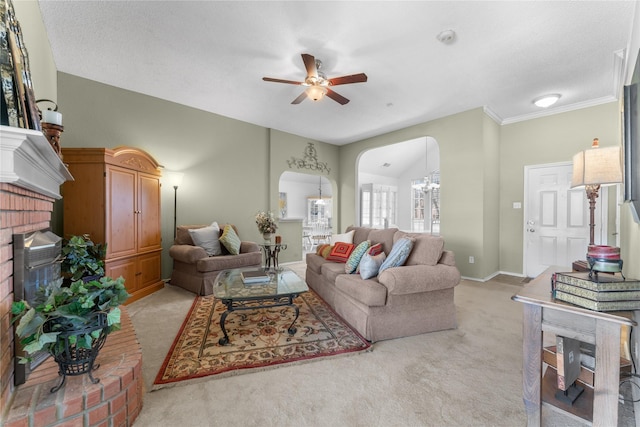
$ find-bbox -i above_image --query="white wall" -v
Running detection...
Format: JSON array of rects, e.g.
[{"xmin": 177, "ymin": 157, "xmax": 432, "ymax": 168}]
[{"xmin": 278, "ymin": 172, "xmax": 332, "ymax": 220}]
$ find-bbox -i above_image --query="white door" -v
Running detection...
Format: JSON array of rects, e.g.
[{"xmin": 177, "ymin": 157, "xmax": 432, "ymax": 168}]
[{"xmin": 524, "ymin": 162, "xmax": 605, "ymax": 277}]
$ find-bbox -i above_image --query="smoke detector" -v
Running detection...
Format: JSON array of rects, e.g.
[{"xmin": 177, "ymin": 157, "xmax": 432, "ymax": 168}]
[{"xmin": 436, "ymin": 29, "xmax": 456, "ymax": 44}]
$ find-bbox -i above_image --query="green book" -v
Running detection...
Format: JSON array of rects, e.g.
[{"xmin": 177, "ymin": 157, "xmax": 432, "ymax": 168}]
[
  {"xmin": 555, "ymin": 272, "xmax": 640, "ymax": 292},
  {"xmin": 555, "ymin": 282, "xmax": 640, "ymax": 302},
  {"xmin": 555, "ymin": 290, "xmax": 640, "ymax": 312}
]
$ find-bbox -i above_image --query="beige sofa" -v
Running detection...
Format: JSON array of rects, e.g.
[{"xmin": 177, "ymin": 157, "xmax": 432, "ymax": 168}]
[
  {"xmin": 305, "ymin": 226, "xmax": 461, "ymax": 342},
  {"xmin": 169, "ymin": 224, "xmax": 262, "ymax": 295}
]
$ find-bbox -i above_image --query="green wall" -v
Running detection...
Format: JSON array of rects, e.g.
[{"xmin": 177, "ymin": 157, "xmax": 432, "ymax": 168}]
[
  {"xmin": 57, "ymin": 73, "xmax": 271, "ymax": 278},
  {"xmin": 499, "ymin": 102, "xmax": 621, "ymax": 276},
  {"xmin": 268, "ymin": 129, "xmax": 339, "ymax": 263},
  {"xmin": 337, "ymin": 108, "xmax": 497, "ymax": 278}
]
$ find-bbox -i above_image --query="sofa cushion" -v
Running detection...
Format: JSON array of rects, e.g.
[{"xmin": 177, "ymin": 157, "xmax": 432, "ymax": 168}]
[
  {"xmin": 321, "ymin": 261, "xmax": 349, "ymax": 284},
  {"xmin": 326, "ymin": 242, "xmax": 355, "ymax": 263},
  {"xmin": 335, "ymin": 274, "xmax": 387, "ymax": 307},
  {"xmin": 346, "ymin": 226, "xmax": 373, "ymax": 246},
  {"xmin": 395, "ymin": 232, "xmax": 445, "ymax": 266},
  {"xmin": 331, "ymin": 229, "xmax": 355, "ymax": 244},
  {"xmin": 345, "ymin": 240, "xmax": 370, "ymax": 273},
  {"xmin": 379, "ymin": 237, "xmax": 415, "ymax": 273},
  {"xmin": 188, "ymin": 222, "xmax": 222, "ymax": 256},
  {"xmin": 359, "ymin": 252, "xmax": 386, "ymax": 280},
  {"xmin": 306, "ymin": 253, "xmax": 329, "ymax": 275},
  {"xmin": 219, "ymin": 224, "xmax": 241, "ymax": 255}
]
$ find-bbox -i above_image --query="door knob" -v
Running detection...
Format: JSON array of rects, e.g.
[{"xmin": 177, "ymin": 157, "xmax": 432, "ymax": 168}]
[{"xmin": 528, "ymin": 228, "xmax": 535, "ymax": 233}]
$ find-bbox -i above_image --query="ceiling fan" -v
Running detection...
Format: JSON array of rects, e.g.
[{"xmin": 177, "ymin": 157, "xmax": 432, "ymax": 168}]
[{"xmin": 262, "ymin": 53, "xmax": 367, "ymax": 105}]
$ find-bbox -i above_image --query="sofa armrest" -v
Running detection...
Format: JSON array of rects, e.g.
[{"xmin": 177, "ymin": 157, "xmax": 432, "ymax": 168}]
[
  {"xmin": 439, "ymin": 250, "xmax": 456, "ymax": 266},
  {"xmin": 169, "ymin": 244, "xmax": 208, "ymax": 264},
  {"xmin": 196, "ymin": 252, "xmax": 262, "ymax": 273},
  {"xmin": 240, "ymin": 241, "xmax": 260, "ymax": 254},
  {"xmin": 378, "ymin": 264, "xmax": 461, "ymax": 295}
]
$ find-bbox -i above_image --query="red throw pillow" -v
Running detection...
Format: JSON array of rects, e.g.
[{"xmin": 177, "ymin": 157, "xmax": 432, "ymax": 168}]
[
  {"xmin": 368, "ymin": 243, "xmax": 383, "ymax": 256},
  {"xmin": 326, "ymin": 242, "xmax": 355, "ymax": 263}
]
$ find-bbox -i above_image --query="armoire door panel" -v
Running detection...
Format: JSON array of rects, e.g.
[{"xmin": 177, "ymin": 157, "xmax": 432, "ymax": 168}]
[
  {"xmin": 138, "ymin": 251, "xmax": 162, "ymax": 290},
  {"xmin": 106, "ymin": 257, "xmax": 138, "ymax": 293},
  {"xmin": 138, "ymin": 173, "xmax": 161, "ymax": 251},
  {"xmin": 107, "ymin": 166, "xmax": 137, "ymax": 258}
]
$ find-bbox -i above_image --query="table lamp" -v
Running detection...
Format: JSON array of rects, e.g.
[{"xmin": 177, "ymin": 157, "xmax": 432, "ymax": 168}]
[{"xmin": 570, "ymin": 138, "xmax": 623, "ymax": 275}]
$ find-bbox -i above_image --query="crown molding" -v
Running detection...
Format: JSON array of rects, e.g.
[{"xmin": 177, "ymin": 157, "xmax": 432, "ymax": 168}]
[{"xmin": 0, "ymin": 125, "xmax": 73, "ymax": 199}]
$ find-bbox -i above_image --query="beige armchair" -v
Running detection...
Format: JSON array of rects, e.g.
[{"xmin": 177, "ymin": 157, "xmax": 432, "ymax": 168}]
[{"xmin": 169, "ymin": 224, "xmax": 262, "ymax": 295}]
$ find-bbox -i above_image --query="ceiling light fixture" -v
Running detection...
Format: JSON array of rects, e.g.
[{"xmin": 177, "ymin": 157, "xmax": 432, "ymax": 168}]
[
  {"xmin": 533, "ymin": 94, "xmax": 561, "ymax": 108},
  {"xmin": 306, "ymin": 85, "xmax": 328, "ymax": 101}
]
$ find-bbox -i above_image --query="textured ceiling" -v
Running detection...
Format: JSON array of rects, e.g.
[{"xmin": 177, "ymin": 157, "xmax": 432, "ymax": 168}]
[{"xmin": 38, "ymin": 1, "xmax": 636, "ymax": 146}]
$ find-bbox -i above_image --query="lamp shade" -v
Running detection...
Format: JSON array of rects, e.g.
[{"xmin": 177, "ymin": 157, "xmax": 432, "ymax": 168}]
[
  {"xmin": 165, "ymin": 171, "xmax": 185, "ymax": 188},
  {"xmin": 306, "ymin": 85, "xmax": 327, "ymax": 101},
  {"xmin": 571, "ymin": 146, "xmax": 622, "ymax": 188}
]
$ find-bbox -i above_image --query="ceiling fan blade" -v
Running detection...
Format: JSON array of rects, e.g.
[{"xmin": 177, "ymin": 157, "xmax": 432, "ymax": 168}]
[
  {"xmin": 301, "ymin": 53, "xmax": 317, "ymax": 78},
  {"xmin": 291, "ymin": 91, "xmax": 307, "ymax": 104},
  {"xmin": 328, "ymin": 73, "xmax": 368, "ymax": 86},
  {"xmin": 326, "ymin": 88, "xmax": 350, "ymax": 105},
  {"xmin": 263, "ymin": 77, "xmax": 303, "ymax": 85}
]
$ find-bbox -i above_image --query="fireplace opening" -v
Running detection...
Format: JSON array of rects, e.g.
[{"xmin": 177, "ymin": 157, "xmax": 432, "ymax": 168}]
[{"xmin": 13, "ymin": 229, "xmax": 63, "ymax": 386}]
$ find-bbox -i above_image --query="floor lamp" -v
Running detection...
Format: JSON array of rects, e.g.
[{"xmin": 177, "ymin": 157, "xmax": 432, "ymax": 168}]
[
  {"xmin": 166, "ymin": 172, "xmax": 184, "ymax": 239},
  {"xmin": 570, "ymin": 138, "xmax": 622, "ymax": 246}
]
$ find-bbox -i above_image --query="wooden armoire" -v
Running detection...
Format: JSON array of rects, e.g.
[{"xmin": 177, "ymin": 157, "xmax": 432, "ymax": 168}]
[{"xmin": 61, "ymin": 147, "xmax": 163, "ymax": 303}]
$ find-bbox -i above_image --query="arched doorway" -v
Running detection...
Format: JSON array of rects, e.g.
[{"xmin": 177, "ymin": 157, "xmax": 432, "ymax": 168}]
[
  {"xmin": 357, "ymin": 137, "xmax": 440, "ymax": 233},
  {"xmin": 278, "ymin": 171, "xmax": 332, "ymax": 253}
]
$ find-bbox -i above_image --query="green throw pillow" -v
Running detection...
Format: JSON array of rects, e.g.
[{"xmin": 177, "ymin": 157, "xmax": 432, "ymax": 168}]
[
  {"xmin": 345, "ymin": 240, "xmax": 370, "ymax": 274},
  {"xmin": 219, "ymin": 225, "xmax": 241, "ymax": 255}
]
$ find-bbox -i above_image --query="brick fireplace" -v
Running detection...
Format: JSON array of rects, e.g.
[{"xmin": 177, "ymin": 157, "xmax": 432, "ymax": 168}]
[{"xmin": 0, "ymin": 126, "xmax": 144, "ymax": 426}]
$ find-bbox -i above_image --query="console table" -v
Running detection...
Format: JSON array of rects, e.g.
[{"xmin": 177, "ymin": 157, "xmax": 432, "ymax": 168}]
[{"xmin": 511, "ymin": 266, "xmax": 636, "ymax": 426}]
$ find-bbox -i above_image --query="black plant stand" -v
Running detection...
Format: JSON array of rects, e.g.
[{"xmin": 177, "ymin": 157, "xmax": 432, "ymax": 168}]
[{"xmin": 49, "ymin": 313, "xmax": 109, "ymax": 393}]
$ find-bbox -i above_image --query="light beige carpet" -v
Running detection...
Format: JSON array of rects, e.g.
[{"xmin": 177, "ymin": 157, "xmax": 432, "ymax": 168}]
[{"xmin": 126, "ymin": 263, "xmax": 637, "ymax": 426}]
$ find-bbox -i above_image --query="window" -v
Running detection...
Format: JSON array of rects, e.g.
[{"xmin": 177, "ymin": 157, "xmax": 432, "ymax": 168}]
[
  {"xmin": 361, "ymin": 183, "xmax": 397, "ymax": 228},
  {"xmin": 411, "ymin": 171, "xmax": 440, "ymax": 234}
]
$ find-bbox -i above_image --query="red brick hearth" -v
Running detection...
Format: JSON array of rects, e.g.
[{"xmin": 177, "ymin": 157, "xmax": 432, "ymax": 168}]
[{"xmin": 2, "ymin": 309, "xmax": 143, "ymax": 427}]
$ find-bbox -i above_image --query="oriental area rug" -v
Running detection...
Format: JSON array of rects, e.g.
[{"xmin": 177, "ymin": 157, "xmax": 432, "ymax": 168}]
[{"xmin": 152, "ymin": 289, "xmax": 371, "ymax": 390}]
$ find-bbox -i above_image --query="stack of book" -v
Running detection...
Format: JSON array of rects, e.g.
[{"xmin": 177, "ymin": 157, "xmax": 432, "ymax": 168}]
[
  {"xmin": 240, "ymin": 269, "xmax": 270, "ymax": 284},
  {"xmin": 553, "ymin": 272, "xmax": 640, "ymax": 311}
]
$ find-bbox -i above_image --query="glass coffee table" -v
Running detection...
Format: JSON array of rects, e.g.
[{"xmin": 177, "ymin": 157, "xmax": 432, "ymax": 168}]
[{"xmin": 212, "ymin": 267, "xmax": 309, "ymax": 345}]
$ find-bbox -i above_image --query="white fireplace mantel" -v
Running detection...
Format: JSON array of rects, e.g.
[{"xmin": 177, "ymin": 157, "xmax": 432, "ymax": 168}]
[{"xmin": 0, "ymin": 125, "xmax": 73, "ymax": 199}]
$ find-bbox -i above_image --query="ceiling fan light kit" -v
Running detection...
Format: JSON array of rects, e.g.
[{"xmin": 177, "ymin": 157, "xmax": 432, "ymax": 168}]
[
  {"xmin": 263, "ymin": 53, "xmax": 367, "ymax": 105},
  {"xmin": 306, "ymin": 85, "xmax": 328, "ymax": 101}
]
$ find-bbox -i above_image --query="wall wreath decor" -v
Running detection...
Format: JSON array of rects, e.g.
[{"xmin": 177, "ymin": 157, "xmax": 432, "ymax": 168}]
[{"xmin": 287, "ymin": 142, "xmax": 331, "ymax": 174}]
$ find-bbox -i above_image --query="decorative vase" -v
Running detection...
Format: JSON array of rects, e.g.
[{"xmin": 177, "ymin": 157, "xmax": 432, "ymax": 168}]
[{"xmin": 262, "ymin": 232, "xmax": 272, "ymax": 242}]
